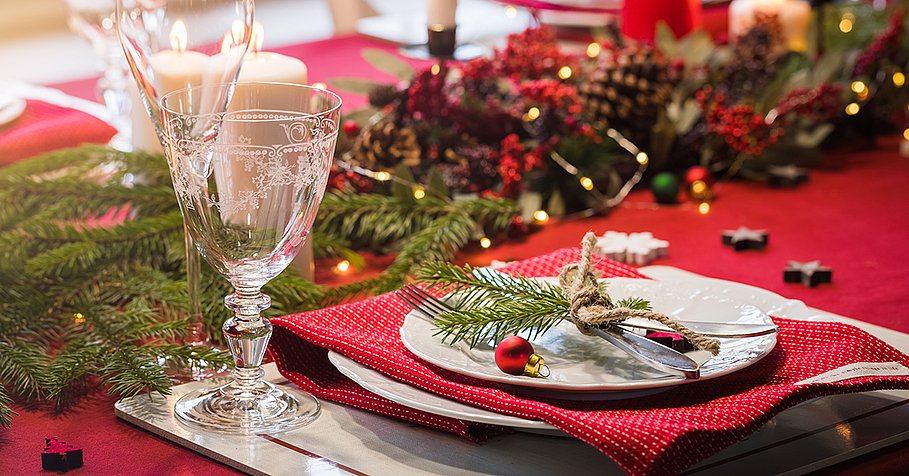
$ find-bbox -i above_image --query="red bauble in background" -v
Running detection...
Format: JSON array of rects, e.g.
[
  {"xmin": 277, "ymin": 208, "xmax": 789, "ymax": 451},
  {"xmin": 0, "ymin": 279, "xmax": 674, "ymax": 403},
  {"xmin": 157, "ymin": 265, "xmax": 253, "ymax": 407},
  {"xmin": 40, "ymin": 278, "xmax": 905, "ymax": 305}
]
[{"xmin": 684, "ymin": 166, "xmax": 713, "ymax": 188}]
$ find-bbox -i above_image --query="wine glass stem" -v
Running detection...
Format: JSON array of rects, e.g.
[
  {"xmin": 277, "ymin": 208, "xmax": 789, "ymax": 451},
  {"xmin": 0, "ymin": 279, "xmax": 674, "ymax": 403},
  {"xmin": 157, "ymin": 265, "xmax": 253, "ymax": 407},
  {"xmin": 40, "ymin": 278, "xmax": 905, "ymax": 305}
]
[
  {"xmin": 224, "ymin": 289, "xmax": 273, "ymax": 392},
  {"xmin": 185, "ymin": 227, "xmax": 206, "ymax": 346}
]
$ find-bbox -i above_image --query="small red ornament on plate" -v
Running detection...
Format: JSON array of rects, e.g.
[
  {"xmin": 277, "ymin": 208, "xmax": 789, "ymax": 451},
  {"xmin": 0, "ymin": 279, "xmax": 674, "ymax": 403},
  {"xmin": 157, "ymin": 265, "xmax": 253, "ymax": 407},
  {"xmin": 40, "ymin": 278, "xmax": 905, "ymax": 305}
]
[{"xmin": 495, "ymin": 336, "xmax": 550, "ymax": 378}]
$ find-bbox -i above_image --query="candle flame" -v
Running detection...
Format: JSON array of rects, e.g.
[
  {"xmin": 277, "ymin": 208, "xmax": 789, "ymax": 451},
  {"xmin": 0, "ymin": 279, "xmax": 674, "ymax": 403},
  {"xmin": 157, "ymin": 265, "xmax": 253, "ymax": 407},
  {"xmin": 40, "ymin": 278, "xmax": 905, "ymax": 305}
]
[
  {"xmin": 222, "ymin": 20, "xmax": 249, "ymax": 54},
  {"xmin": 251, "ymin": 22, "xmax": 264, "ymax": 53},
  {"xmin": 221, "ymin": 33, "xmax": 232, "ymax": 55},
  {"xmin": 169, "ymin": 20, "xmax": 188, "ymax": 52}
]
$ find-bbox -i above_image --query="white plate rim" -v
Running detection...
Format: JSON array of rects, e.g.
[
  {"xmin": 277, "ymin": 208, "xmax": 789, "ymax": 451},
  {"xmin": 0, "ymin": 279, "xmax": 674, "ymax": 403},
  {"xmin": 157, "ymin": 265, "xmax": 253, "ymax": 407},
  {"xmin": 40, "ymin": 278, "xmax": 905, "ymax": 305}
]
[
  {"xmin": 0, "ymin": 94, "xmax": 27, "ymax": 128},
  {"xmin": 327, "ymin": 350, "xmax": 565, "ymax": 434},
  {"xmin": 400, "ymin": 277, "xmax": 778, "ymax": 391}
]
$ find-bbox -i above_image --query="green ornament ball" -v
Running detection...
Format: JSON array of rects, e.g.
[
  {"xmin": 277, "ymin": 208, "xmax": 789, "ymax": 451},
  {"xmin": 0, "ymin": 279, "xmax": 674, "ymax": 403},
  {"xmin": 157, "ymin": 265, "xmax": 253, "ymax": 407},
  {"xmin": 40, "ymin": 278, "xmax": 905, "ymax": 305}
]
[{"xmin": 651, "ymin": 173, "xmax": 680, "ymax": 204}]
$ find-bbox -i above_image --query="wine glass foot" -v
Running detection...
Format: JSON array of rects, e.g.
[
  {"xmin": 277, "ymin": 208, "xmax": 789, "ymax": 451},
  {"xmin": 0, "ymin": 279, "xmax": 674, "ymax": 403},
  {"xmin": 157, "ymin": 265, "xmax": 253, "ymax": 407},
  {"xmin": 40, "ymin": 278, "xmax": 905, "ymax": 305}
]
[{"xmin": 174, "ymin": 381, "xmax": 321, "ymax": 434}]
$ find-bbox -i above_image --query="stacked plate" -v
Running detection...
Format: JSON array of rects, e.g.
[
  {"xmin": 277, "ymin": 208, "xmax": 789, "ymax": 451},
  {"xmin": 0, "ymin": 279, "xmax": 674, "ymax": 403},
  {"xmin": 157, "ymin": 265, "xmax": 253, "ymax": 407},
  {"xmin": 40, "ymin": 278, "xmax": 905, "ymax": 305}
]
[{"xmin": 328, "ymin": 271, "xmax": 822, "ymax": 436}]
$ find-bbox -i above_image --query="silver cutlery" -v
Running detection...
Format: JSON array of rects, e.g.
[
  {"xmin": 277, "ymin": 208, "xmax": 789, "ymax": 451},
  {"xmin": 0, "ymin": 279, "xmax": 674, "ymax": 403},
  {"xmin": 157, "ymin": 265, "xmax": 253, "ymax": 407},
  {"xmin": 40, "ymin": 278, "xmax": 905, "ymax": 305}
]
[
  {"xmin": 470, "ymin": 268, "xmax": 778, "ymax": 338},
  {"xmin": 396, "ymin": 284, "xmax": 702, "ymax": 379}
]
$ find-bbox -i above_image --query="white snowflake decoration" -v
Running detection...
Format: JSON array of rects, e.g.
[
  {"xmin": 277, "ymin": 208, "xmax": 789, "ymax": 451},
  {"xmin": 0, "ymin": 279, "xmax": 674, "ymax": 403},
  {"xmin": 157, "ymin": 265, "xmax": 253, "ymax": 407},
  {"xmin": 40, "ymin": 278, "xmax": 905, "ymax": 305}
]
[{"xmin": 593, "ymin": 231, "xmax": 669, "ymax": 266}]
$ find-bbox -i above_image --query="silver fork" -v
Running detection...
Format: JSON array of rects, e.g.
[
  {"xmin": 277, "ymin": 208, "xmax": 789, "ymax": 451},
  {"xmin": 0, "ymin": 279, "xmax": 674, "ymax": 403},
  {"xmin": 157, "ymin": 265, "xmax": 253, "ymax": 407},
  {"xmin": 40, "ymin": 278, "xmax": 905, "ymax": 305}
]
[{"xmin": 396, "ymin": 284, "xmax": 702, "ymax": 379}]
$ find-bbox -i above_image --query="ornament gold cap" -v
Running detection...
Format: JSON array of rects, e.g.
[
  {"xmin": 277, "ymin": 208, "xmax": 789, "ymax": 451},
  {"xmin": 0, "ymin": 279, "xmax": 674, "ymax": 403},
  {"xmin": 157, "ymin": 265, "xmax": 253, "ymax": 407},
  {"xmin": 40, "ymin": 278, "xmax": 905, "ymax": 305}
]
[{"xmin": 524, "ymin": 353, "xmax": 550, "ymax": 378}]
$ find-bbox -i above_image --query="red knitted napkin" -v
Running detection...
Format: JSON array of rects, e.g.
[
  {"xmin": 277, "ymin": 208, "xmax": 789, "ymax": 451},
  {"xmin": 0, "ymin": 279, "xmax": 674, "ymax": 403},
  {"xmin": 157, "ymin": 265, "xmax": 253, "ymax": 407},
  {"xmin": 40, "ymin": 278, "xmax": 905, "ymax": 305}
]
[
  {"xmin": 0, "ymin": 100, "xmax": 116, "ymax": 166},
  {"xmin": 269, "ymin": 249, "xmax": 909, "ymax": 475}
]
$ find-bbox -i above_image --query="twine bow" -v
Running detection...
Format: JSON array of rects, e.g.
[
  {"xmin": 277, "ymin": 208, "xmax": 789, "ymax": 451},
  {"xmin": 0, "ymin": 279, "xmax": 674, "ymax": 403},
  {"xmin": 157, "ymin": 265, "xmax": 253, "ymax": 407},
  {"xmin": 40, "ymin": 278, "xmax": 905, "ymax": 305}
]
[{"xmin": 558, "ymin": 232, "xmax": 721, "ymax": 355}]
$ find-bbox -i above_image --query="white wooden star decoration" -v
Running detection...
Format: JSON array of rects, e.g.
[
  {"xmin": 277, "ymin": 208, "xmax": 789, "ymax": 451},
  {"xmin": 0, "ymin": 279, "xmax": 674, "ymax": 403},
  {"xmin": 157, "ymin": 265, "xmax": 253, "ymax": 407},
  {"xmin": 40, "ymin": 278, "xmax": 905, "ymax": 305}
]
[{"xmin": 594, "ymin": 231, "xmax": 669, "ymax": 266}]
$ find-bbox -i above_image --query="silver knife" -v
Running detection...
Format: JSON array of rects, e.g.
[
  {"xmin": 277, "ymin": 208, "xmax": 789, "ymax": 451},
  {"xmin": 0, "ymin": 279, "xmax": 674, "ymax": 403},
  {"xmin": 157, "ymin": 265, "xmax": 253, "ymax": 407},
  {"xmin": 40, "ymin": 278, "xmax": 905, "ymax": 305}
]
[
  {"xmin": 617, "ymin": 319, "xmax": 779, "ymax": 338},
  {"xmin": 585, "ymin": 323, "xmax": 701, "ymax": 379}
]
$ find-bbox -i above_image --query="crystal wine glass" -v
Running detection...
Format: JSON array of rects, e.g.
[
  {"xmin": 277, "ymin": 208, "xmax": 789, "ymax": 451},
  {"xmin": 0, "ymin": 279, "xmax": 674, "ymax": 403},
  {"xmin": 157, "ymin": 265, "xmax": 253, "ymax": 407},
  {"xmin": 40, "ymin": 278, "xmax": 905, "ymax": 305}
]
[
  {"xmin": 162, "ymin": 82, "xmax": 341, "ymax": 433},
  {"xmin": 116, "ymin": 0, "xmax": 254, "ymax": 376},
  {"xmin": 65, "ymin": 0, "xmax": 132, "ymax": 150}
]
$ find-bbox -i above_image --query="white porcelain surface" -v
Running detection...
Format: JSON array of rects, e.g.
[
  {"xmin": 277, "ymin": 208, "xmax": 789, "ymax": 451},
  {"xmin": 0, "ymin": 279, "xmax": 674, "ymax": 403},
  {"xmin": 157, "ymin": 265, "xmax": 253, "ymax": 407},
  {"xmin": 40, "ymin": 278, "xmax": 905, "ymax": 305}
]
[
  {"xmin": 0, "ymin": 93, "xmax": 26, "ymax": 127},
  {"xmin": 400, "ymin": 277, "xmax": 778, "ymax": 391}
]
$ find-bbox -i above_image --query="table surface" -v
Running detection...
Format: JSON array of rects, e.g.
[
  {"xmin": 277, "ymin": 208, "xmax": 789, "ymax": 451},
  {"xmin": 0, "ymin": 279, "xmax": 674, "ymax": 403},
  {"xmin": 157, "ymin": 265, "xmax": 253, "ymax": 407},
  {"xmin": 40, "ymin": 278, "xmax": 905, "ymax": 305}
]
[{"xmin": 6, "ymin": 33, "xmax": 909, "ymax": 475}]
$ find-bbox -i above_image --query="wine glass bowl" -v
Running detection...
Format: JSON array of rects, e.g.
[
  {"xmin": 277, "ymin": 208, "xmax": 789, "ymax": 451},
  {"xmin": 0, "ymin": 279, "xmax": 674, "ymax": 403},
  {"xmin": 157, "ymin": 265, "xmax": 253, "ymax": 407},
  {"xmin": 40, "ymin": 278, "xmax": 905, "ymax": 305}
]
[{"xmin": 162, "ymin": 82, "xmax": 341, "ymax": 433}]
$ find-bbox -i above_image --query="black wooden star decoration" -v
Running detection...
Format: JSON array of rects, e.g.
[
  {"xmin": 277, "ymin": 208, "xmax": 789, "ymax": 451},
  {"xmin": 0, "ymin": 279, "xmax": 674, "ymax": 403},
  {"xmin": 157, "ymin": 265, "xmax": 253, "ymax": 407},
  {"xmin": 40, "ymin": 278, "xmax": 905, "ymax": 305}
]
[
  {"xmin": 41, "ymin": 437, "xmax": 83, "ymax": 471},
  {"xmin": 767, "ymin": 165, "xmax": 809, "ymax": 188},
  {"xmin": 784, "ymin": 260, "xmax": 833, "ymax": 287},
  {"xmin": 722, "ymin": 227, "xmax": 768, "ymax": 251}
]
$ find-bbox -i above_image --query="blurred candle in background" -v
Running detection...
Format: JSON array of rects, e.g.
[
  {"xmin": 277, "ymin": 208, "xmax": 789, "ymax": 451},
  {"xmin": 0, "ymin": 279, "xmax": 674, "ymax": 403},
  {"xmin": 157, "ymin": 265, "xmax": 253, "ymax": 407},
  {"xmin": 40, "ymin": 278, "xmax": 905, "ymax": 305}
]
[
  {"xmin": 728, "ymin": 0, "xmax": 811, "ymax": 52},
  {"xmin": 427, "ymin": 0, "xmax": 457, "ymax": 28},
  {"xmin": 130, "ymin": 20, "xmax": 208, "ymax": 153}
]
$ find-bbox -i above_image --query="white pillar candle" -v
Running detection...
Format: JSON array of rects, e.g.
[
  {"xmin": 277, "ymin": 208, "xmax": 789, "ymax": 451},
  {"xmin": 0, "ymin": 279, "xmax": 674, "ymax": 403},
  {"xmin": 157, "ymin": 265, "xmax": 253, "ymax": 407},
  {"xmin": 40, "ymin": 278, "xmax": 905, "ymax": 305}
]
[
  {"xmin": 131, "ymin": 20, "xmax": 209, "ymax": 153},
  {"xmin": 427, "ymin": 0, "xmax": 457, "ymax": 28},
  {"xmin": 729, "ymin": 0, "xmax": 811, "ymax": 52}
]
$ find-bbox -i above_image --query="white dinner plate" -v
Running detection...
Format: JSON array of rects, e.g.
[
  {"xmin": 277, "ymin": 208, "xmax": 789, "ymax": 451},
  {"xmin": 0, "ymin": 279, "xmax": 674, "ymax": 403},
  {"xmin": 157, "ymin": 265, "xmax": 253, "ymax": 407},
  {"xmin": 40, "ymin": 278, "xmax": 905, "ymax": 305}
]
[
  {"xmin": 0, "ymin": 93, "xmax": 27, "ymax": 127},
  {"xmin": 327, "ymin": 351, "xmax": 567, "ymax": 436},
  {"xmin": 400, "ymin": 277, "xmax": 778, "ymax": 392}
]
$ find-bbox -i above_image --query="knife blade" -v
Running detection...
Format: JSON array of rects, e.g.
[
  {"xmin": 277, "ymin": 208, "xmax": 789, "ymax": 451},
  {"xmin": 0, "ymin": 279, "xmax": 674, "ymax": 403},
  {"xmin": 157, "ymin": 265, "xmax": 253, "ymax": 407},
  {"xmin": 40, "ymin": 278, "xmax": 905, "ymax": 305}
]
[
  {"xmin": 617, "ymin": 319, "xmax": 779, "ymax": 338},
  {"xmin": 585, "ymin": 324, "xmax": 701, "ymax": 379}
]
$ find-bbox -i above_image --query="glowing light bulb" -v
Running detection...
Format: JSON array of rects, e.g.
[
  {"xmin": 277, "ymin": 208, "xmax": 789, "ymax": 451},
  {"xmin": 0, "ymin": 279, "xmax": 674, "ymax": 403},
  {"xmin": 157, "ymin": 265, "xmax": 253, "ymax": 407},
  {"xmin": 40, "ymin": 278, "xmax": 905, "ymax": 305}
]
[
  {"xmin": 558, "ymin": 66, "xmax": 572, "ymax": 80},
  {"xmin": 903, "ymin": 128, "xmax": 909, "ymax": 141},
  {"xmin": 525, "ymin": 107, "xmax": 541, "ymax": 121},
  {"xmin": 74, "ymin": 312, "xmax": 86, "ymax": 324},
  {"xmin": 374, "ymin": 171, "xmax": 391, "ymax": 181},
  {"xmin": 691, "ymin": 180, "xmax": 707, "ymax": 195},
  {"xmin": 413, "ymin": 187, "xmax": 426, "ymax": 200},
  {"xmin": 579, "ymin": 176, "xmax": 594, "ymax": 190},
  {"xmin": 636, "ymin": 152, "xmax": 649, "ymax": 165},
  {"xmin": 431, "ymin": 64, "xmax": 441, "ymax": 75},
  {"xmin": 845, "ymin": 102, "xmax": 860, "ymax": 115},
  {"xmin": 586, "ymin": 42, "xmax": 601, "ymax": 58},
  {"xmin": 839, "ymin": 18, "xmax": 853, "ymax": 33},
  {"xmin": 532, "ymin": 209, "xmax": 549, "ymax": 224},
  {"xmin": 850, "ymin": 81, "xmax": 866, "ymax": 94},
  {"xmin": 504, "ymin": 5, "xmax": 517, "ymax": 18},
  {"xmin": 698, "ymin": 202, "xmax": 711, "ymax": 215},
  {"xmin": 479, "ymin": 237, "xmax": 492, "ymax": 249},
  {"xmin": 335, "ymin": 260, "xmax": 351, "ymax": 273},
  {"xmin": 894, "ymin": 72, "xmax": 906, "ymax": 88},
  {"xmin": 311, "ymin": 82, "xmax": 327, "ymax": 90}
]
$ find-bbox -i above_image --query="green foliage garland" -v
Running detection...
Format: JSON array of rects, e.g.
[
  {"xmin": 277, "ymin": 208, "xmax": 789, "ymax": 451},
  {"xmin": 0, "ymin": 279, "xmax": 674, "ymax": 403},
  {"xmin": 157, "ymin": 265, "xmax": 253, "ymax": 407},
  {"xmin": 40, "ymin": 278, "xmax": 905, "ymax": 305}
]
[{"xmin": 0, "ymin": 145, "xmax": 520, "ymax": 426}]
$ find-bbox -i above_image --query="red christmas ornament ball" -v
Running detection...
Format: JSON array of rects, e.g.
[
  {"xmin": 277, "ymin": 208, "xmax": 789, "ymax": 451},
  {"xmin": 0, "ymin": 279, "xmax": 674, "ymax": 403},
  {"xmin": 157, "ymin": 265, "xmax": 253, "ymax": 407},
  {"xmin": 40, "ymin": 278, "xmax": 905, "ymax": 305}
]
[
  {"xmin": 342, "ymin": 120, "xmax": 360, "ymax": 136},
  {"xmin": 495, "ymin": 336, "xmax": 535, "ymax": 375},
  {"xmin": 684, "ymin": 166, "xmax": 713, "ymax": 188}
]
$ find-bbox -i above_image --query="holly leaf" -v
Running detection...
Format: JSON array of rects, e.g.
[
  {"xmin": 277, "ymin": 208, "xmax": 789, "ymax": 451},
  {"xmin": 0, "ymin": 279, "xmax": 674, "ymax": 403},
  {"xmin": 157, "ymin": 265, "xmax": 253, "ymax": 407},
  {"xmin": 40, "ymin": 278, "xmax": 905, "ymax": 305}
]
[
  {"xmin": 426, "ymin": 167, "xmax": 449, "ymax": 199},
  {"xmin": 676, "ymin": 30, "xmax": 714, "ymax": 66},
  {"xmin": 794, "ymin": 124, "xmax": 835, "ymax": 148},
  {"xmin": 654, "ymin": 22, "xmax": 680, "ymax": 58},
  {"xmin": 342, "ymin": 107, "xmax": 379, "ymax": 126},
  {"xmin": 362, "ymin": 49, "xmax": 415, "ymax": 81},
  {"xmin": 391, "ymin": 163, "xmax": 416, "ymax": 202},
  {"xmin": 329, "ymin": 77, "xmax": 383, "ymax": 95}
]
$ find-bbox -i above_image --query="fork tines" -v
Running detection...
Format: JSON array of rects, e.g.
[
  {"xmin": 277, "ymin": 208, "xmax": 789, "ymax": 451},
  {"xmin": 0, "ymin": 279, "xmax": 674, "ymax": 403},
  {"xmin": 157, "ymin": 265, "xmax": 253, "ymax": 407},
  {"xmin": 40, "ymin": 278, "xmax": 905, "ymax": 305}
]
[{"xmin": 395, "ymin": 285, "xmax": 454, "ymax": 321}]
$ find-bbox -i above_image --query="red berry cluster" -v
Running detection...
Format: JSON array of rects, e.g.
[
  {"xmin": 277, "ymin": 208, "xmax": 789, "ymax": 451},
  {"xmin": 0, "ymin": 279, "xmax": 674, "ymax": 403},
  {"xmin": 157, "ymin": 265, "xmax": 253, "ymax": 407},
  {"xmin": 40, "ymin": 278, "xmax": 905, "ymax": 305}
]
[
  {"xmin": 698, "ymin": 86, "xmax": 781, "ymax": 156},
  {"xmin": 495, "ymin": 27, "xmax": 576, "ymax": 81},
  {"xmin": 774, "ymin": 82, "xmax": 843, "ymax": 122},
  {"xmin": 405, "ymin": 66, "xmax": 450, "ymax": 121},
  {"xmin": 518, "ymin": 79, "xmax": 581, "ymax": 115},
  {"xmin": 327, "ymin": 164, "xmax": 374, "ymax": 193},
  {"xmin": 853, "ymin": 10, "xmax": 905, "ymax": 77},
  {"xmin": 496, "ymin": 134, "xmax": 541, "ymax": 197}
]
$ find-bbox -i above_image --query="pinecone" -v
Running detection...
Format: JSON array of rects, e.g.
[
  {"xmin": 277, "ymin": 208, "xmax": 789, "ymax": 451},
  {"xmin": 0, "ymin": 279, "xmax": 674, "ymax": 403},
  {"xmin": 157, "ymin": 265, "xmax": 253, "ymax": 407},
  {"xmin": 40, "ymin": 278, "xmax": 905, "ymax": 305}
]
[
  {"xmin": 368, "ymin": 84, "xmax": 401, "ymax": 109},
  {"xmin": 352, "ymin": 121, "xmax": 421, "ymax": 168},
  {"xmin": 720, "ymin": 12, "xmax": 784, "ymax": 100},
  {"xmin": 577, "ymin": 45, "xmax": 680, "ymax": 147}
]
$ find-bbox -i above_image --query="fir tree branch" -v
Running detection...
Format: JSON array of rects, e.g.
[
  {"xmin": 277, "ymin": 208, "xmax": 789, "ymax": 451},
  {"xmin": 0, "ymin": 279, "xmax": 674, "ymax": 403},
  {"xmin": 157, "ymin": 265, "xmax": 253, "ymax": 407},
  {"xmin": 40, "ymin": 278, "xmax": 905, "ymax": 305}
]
[{"xmin": 0, "ymin": 385, "xmax": 15, "ymax": 428}]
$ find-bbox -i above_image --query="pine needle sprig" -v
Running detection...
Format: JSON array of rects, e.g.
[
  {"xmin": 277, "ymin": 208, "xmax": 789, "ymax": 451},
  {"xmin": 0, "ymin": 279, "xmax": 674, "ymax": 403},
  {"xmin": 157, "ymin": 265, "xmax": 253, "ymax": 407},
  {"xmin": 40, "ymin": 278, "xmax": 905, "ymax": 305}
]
[
  {"xmin": 0, "ymin": 385, "xmax": 15, "ymax": 428},
  {"xmin": 416, "ymin": 262, "xmax": 571, "ymax": 347}
]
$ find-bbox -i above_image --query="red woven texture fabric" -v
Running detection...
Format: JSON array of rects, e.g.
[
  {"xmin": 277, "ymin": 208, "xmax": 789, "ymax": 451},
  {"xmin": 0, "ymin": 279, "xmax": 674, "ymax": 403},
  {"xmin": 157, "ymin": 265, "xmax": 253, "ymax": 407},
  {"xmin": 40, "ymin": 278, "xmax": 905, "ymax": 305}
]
[
  {"xmin": 0, "ymin": 100, "xmax": 115, "ymax": 166},
  {"xmin": 269, "ymin": 249, "xmax": 909, "ymax": 475}
]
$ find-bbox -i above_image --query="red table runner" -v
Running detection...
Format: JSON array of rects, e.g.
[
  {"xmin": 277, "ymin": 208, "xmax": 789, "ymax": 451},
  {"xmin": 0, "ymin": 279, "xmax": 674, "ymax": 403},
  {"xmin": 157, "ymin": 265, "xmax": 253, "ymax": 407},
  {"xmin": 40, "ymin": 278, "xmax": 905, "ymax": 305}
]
[
  {"xmin": 0, "ymin": 100, "xmax": 115, "ymax": 165},
  {"xmin": 269, "ymin": 249, "xmax": 909, "ymax": 475}
]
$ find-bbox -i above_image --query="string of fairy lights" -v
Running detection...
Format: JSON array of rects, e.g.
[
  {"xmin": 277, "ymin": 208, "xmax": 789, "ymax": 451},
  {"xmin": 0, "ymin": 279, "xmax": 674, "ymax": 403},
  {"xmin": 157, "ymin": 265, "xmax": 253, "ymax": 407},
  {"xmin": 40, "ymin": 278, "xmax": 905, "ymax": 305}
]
[{"xmin": 325, "ymin": 7, "xmax": 908, "ymax": 274}]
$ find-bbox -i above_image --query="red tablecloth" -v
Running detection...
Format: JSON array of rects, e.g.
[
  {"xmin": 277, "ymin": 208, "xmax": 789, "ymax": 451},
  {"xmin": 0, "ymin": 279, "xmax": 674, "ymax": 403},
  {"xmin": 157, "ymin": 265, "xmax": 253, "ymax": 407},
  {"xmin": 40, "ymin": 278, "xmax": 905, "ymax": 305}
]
[{"xmin": 8, "ymin": 32, "xmax": 909, "ymax": 475}]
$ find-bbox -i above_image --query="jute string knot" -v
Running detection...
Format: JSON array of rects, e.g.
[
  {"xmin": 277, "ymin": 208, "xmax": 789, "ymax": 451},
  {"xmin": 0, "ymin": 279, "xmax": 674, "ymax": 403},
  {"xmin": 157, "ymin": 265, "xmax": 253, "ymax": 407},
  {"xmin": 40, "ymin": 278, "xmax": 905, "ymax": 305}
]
[{"xmin": 558, "ymin": 232, "xmax": 720, "ymax": 355}]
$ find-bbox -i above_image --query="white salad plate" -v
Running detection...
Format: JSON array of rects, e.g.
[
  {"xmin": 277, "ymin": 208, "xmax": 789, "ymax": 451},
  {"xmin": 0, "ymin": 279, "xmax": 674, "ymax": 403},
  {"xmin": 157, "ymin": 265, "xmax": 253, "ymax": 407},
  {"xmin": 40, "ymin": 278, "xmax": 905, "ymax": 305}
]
[
  {"xmin": 327, "ymin": 351, "xmax": 566, "ymax": 436},
  {"xmin": 0, "ymin": 93, "xmax": 27, "ymax": 128},
  {"xmin": 400, "ymin": 277, "xmax": 779, "ymax": 392}
]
